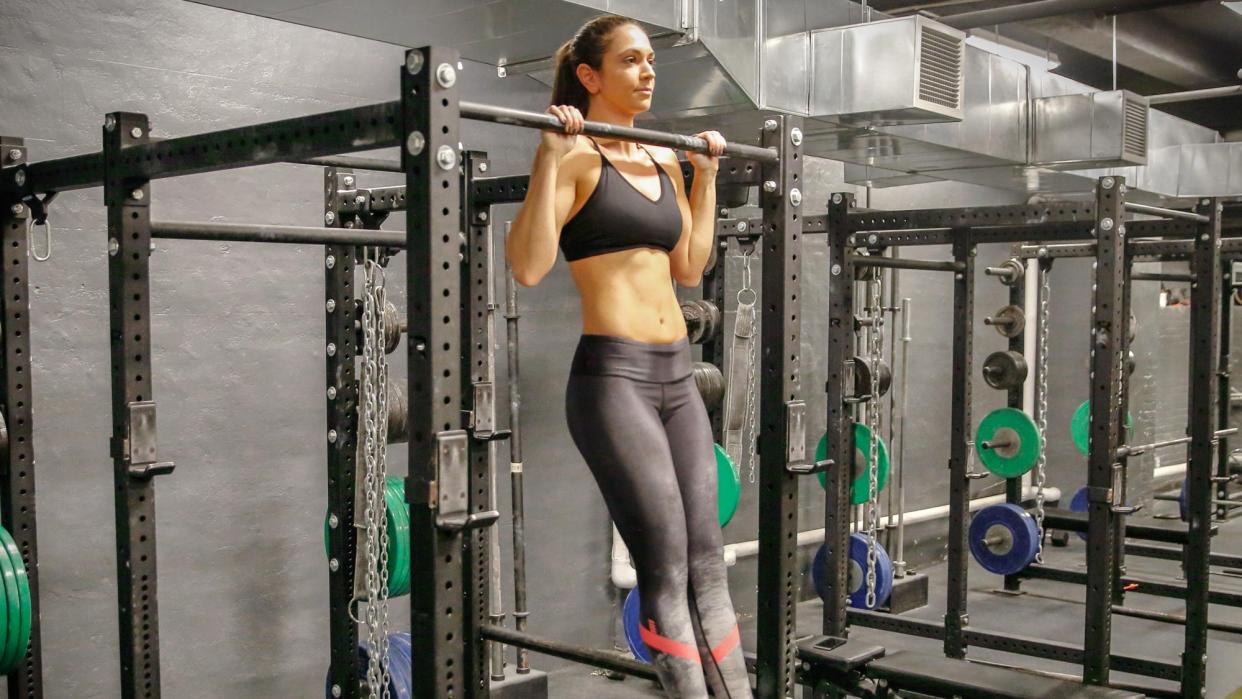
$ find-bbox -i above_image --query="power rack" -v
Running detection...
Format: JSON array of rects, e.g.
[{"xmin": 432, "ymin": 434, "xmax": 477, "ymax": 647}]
[
  {"xmin": 0, "ymin": 46, "xmax": 789, "ymax": 699},
  {"xmin": 796, "ymin": 182, "xmax": 1230, "ymax": 699}
]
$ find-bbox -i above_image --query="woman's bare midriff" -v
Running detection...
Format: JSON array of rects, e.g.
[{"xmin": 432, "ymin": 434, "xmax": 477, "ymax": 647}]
[{"xmin": 568, "ymin": 247, "xmax": 688, "ymax": 344}]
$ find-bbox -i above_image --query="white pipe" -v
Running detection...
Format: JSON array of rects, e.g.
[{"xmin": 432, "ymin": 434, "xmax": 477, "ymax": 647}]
[
  {"xmin": 725, "ymin": 489, "xmax": 1068, "ymax": 561},
  {"xmin": 1154, "ymin": 462, "xmax": 1186, "ymax": 480},
  {"xmin": 610, "ymin": 485, "xmax": 1063, "ymax": 587},
  {"xmin": 724, "ymin": 486, "xmax": 1060, "ymax": 561},
  {"xmin": 610, "ymin": 525, "xmax": 637, "ymax": 589},
  {"xmin": 1022, "ymin": 258, "xmax": 1039, "ymax": 494},
  {"xmin": 610, "ymin": 524, "xmax": 736, "ymax": 590}
]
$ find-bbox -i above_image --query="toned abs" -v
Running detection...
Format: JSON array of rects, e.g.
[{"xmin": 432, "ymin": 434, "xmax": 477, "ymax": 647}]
[{"xmin": 559, "ymin": 140, "xmax": 691, "ymax": 344}]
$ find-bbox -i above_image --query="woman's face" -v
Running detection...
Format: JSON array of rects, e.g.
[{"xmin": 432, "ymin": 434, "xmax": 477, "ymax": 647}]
[{"xmin": 581, "ymin": 24, "xmax": 656, "ymax": 115}]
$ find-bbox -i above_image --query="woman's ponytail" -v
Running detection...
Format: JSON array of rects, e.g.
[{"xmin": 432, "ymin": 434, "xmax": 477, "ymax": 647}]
[{"xmin": 548, "ymin": 15, "xmax": 637, "ymax": 114}]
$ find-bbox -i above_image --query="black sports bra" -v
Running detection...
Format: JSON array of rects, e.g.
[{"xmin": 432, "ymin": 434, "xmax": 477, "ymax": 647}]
[{"xmin": 558, "ymin": 138, "xmax": 683, "ymax": 263}]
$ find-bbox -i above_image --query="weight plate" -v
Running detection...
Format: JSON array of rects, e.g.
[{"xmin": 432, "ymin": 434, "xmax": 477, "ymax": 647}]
[
  {"xmin": 390, "ymin": 477, "xmax": 411, "ymax": 596},
  {"xmin": 325, "ymin": 631, "xmax": 412, "ymax": 698},
  {"xmin": 988, "ymin": 304, "xmax": 1026, "ymax": 338},
  {"xmin": 693, "ymin": 362, "xmax": 725, "ymax": 412},
  {"xmin": 815, "ymin": 423, "xmax": 891, "ymax": 505},
  {"xmin": 385, "ymin": 477, "xmax": 411, "ymax": 597},
  {"xmin": 981, "ymin": 350, "xmax": 1028, "ymax": 391},
  {"xmin": 811, "ymin": 544, "xmax": 830, "ymax": 604},
  {"xmin": 0, "ymin": 530, "xmax": 18, "ymax": 674},
  {"xmin": 714, "ymin": 443, "xmax": 740, "ymax": 528},
  {"xmin": 0, "ymin": 528, "xmax": 30, "ymax": 676},
  {"xmin": 1069, "ymin": 485, "xmax": 1089, "ymax": 541},
  {"xmin": 852, "ymin": 356, "xmax": 892, "ymax": 399},
  {"xmin": 811, "ymin": 536, "xmax": 895, "ymax": 610},
  {"xmin": 322, "ymin": 476, "xmax": 412, "ymax": 597},
  {"xmin": 846, "ymin": 533, "xmax": 893, "ymax": 610},
  {"xmin": 969, "ymin": 503, "xmax": 1039, "ymax": 575},
  {"xmin": 1070, "ymin": 400, "xmax": 1133, "ymax": 456},
  {"xmin": 386, "ymin": 632, "xmax": 413, "ymax": 699},
  {"xmin": 975, "ymin": 408, "xmax": 1041, "ymax": 478},
  {"xmin": 622, "ymin": 586, "xmax": 652, "ymax": 663}
]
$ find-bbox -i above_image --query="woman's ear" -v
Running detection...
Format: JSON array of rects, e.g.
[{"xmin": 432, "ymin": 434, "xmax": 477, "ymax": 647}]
[{"xmin": 575, "ymin": 62, "xmax": 600, "ymax": 96}]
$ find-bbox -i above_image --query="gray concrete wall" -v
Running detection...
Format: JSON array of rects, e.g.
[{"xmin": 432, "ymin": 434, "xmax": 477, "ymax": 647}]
[{"xmin": 0, "ymin": 1, "xmax": 1230, "ymax": 696}]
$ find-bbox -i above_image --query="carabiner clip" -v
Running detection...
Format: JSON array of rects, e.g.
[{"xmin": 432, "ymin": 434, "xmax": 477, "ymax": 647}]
[
  {"xmin": 29, "ymin": 218, "xmax": 50, "ymax": 262},
  {"xmin": 25, "ymin": 191, "xmax": 57, "ymax": 262}
]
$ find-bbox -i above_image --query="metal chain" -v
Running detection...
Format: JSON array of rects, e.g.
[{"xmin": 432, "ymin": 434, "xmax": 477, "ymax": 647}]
[
  {"xmin": 865, "ymin": 270, "xmax": 883, "ymax": 609},
  {"xmin": 739, "ymin": 249, "xmax": 760, "ymax": 484},
  {"xmin": 361, "ymin": 249, "xmax": 392, "ymax": 699},
  {"xmin": 1033, "ymin": 265, "xmax": 1050, "ymax": 563}
]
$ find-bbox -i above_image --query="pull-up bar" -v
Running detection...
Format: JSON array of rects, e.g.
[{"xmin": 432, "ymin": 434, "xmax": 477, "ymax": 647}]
[
  {"xmin": 151, "ymin": 220, "xmax": 404, "ymax": 247},
  {"xmin": 458, "ymin": 101, "xmax": 779, "ymax": 164}
]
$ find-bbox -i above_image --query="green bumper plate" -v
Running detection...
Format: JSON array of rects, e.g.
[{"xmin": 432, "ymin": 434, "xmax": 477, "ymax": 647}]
[
  {"xmin": 1070, "ymin": 400, "xmax": 1133, "ymax": 456},
  {"xmin": 714, "ymin": 443, "xmax": 740, "ymax": 528},
  {"xmin": 975, "ymin": 408, "xmax": 1041, "ymax": 478},
  {"xmin": 324, "ymin": 476, "xmax": 411, "ymax": 597},
  {"xmin": 815, "ymin": 423, "xmax": 890, "ymax": 505},
  {"xmin": 0, "ymin": 527, "xmax": 18, "ymax": 674},
  {"xmin": 0, "ymin": 527, "xmax": 29, "ymax": 675}
]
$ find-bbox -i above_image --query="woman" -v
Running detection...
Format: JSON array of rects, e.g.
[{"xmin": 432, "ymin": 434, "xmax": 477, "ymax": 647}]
[{"xmin": 505, "ymin": 14, "xmax": 752, "ymax": 699}]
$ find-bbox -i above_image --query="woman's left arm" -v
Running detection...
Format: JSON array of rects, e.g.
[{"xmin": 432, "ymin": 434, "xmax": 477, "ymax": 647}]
[{"xmin": 669, "ymin": 131, "xmax": 726, "ymax": 288}]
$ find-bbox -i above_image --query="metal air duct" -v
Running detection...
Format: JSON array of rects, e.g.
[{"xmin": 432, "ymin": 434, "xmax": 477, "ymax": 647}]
[{"xmin": 810, "ymin": 16, "xmax": 966, "ymax": 126}]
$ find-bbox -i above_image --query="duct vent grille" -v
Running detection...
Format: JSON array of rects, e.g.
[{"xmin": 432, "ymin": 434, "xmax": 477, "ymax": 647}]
[
  {"xmin": 918, "ymin": 27, "xmax": 962, "ymax": 110},
  {"xmin": 1123, "ymin": 96, "xmax": 1149, "ymax": 161}
]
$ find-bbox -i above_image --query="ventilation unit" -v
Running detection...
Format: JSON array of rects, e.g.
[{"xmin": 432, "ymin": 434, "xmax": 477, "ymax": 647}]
[
  {"xmin": 810, "ymin": 16, "xmax": 966, "ymax": 126},
  {"xmin": 1032, "ymin": 90, "xmax": 1149, "ymax": 169}
]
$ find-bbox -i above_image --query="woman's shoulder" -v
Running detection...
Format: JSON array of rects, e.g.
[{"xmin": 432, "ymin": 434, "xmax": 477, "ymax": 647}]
[
  {"xmin": 549, "ymin": 139, "xmax": 602, "ymax": 185},
  {"xmin": 646, "ymin": 145, "xmax": 680, "ymax": 167},
  {"xmin": 645, "ymin": 145, "xmax": 685, "ymax": 187}
]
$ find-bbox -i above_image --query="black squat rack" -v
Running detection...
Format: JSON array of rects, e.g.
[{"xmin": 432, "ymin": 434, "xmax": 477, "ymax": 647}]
[
  {"xmin": 0, "ymin": 137, "xmax": 46, "ymax": 699},
  {"xmin": 999, "ymin": 207, "xmax": 1242, "ymax": 635},
  {"xmin": 794, "ymin": 180, "xmax": 1230, "ymax": 699},
  {"xmin": 0, "ymin": 45, "xmax": 797, "ymax": 699}
]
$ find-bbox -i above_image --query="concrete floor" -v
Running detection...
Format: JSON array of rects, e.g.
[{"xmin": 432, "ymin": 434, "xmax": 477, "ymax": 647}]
[{"xmin": 541, "ymin": 513, "xmax": 1242, "ymax": 698}]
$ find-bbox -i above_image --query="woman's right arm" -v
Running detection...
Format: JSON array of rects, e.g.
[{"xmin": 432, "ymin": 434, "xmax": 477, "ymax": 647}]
[{"xmin": 507, "ymin": 106, "xmax": 584, "ymax": 287}]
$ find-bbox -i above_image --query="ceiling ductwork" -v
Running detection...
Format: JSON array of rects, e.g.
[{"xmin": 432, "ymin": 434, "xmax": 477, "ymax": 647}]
[
  {"xmin": 192, "ymin": 0, "xmax": 1240, "ymax": 201},
  {"xmin": 809, "ymin": 17, "xmax": 966, "ymax": 126},
  {"xmin": 1032, "ymin": 90, "xmax": 1149, "ymax": 170}
]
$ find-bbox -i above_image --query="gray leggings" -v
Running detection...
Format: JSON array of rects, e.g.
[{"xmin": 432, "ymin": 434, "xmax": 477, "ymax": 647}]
[{"xmin": 565, "ymin": 334, "xmax": 752, "ymax": 699}]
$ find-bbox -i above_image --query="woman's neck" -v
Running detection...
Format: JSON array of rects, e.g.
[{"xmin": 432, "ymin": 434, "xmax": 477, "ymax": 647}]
[{"xmin": 586, "ymin": 102, "xmax": 641, "ymax": 157}]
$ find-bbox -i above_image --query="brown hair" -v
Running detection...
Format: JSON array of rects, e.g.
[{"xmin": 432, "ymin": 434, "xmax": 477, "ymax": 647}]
[{"xmin": 549, "ymin": 15, "xmax": 639, "ymax": 115}]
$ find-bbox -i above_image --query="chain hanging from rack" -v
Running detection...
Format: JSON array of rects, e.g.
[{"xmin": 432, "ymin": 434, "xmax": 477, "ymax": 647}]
[
  {"xmin": 733, "ymin": 246, "xmax": 761, "ymax": 484},
  {"xmin": 865, "ymin": 268, "xmax": 883, "ymax": 608},
  {"xmin": 360, "ymin": 247, "xmax": 392, "ymax": 699},
  {"xmin": 1033, "ymin": 264, "xmax": 1050, "ymax": 563}
]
